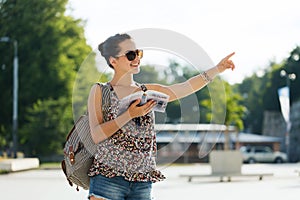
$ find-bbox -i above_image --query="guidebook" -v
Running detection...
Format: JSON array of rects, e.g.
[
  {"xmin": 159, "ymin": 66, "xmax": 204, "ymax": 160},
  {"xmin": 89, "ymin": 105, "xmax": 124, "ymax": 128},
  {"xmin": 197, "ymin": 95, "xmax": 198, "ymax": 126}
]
[{"xmin": 118, "ymin": 90, "xmax": 170, "ymax": 114}]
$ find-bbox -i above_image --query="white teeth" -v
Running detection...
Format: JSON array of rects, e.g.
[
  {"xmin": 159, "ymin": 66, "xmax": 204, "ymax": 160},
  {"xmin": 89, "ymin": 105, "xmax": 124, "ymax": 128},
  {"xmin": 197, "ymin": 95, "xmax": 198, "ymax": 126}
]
[{"xmin": 130, "ymin": 61, "xmax": 140, "ymax": 67}]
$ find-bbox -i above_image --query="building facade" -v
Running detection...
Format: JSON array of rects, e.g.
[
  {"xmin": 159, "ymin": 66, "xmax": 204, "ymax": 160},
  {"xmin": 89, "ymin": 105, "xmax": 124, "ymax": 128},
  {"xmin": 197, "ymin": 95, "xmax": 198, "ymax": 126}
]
[
  {"xmin": 263, "ymin": 100, "xmax": 300, "ymax": 162},
  {"xmin": 155, "ymin": 124, "xmax": 283, "ymax": 164}
]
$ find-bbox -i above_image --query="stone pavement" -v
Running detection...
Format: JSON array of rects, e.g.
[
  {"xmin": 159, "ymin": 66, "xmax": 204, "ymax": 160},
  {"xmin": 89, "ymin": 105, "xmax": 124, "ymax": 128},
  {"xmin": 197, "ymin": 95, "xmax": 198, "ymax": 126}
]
[
  {"xmin": 0, "ymin": 163, "xmax": 299, "ymax": 200},
  {"xmin": 154, "ymin": 163, "xmax": 300, "ymax": 200}
]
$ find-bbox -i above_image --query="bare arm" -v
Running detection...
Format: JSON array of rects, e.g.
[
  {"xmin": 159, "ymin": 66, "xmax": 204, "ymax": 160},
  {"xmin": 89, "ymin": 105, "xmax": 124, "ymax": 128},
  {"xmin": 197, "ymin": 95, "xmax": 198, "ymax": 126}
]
[
  {"xmin": 147, "ymin": 52, "xmax": 236, "ymax": 101},
  {"xmin": 88, "ymin": 84, "xmax": 156, "ymax": 144}
]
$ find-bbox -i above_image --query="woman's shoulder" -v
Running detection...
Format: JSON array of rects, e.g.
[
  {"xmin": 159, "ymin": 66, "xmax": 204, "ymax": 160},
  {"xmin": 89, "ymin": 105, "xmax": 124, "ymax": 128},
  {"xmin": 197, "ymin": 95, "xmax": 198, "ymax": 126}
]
[
  {"xmin": 90, "ymin": 82, "xmax": 111, "ymax": 92},
  {"xmin": 89, "ymin": 82, "xmax": 105, "ymax": 96}
]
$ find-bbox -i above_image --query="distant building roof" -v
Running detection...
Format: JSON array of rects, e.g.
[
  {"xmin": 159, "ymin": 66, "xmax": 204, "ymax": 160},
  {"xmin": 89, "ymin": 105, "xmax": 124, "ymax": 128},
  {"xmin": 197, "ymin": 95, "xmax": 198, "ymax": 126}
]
[
  {"xmin": 155, "ymin": 124, "xmax": 236, "ymax": 132},
  {"xmin": 156, "ymin": 131, "xmax": 282, "ymax": 144},
  {"xmin": 155, "ymin": 124, "xmax": 282, "ymax": 144},
  {"xmin": 234, "ymin": 132, "xmax": 282, "ymax": 143}
]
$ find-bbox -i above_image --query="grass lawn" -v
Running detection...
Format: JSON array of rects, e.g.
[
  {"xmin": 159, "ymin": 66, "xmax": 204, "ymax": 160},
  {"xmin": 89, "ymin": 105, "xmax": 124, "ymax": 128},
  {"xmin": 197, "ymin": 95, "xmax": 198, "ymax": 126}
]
[{"xmin": 39, "ymin": 162, "xmax": 61, "ymax": 169}]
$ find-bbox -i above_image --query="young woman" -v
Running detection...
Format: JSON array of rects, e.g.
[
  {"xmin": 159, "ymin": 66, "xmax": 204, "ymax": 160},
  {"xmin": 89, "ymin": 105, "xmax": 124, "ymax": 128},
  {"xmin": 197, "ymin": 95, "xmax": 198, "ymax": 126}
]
[{"xmin": 87, "ymin": 33, "xmax": 235, "ymax": 200}]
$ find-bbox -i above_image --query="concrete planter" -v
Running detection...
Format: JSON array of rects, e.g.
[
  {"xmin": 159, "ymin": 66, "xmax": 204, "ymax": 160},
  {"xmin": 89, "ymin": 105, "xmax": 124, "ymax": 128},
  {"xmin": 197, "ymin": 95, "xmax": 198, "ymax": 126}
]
[
  {"xmin": 0, "ymin": 158, "xmax": 39, "ymax": 172},
  {"xmin": 209, "ymin": 150, "xmax": 242, "ymax": 174}
]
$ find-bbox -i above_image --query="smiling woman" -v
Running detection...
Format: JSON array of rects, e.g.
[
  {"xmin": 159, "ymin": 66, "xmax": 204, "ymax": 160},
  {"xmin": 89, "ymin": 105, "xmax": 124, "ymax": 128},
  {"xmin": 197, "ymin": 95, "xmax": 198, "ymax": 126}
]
[{"xmin": 84, "ymin": 32, "xmax": 235, "ymax": 200}]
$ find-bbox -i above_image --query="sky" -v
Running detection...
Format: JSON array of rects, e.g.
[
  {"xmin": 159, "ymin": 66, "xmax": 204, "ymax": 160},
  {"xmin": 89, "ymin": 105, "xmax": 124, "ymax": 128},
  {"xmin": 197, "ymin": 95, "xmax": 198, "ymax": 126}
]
[{"xmin": 67, "ymin": 0, "xmax": 300, "ymax": 84}]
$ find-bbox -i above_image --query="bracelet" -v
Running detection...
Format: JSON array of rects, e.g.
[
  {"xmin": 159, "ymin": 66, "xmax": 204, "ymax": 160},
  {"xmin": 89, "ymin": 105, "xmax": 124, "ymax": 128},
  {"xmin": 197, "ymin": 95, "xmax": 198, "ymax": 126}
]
[{"xmin": 200, "ymin": 71, "xmax": 213, "ymax": 83}]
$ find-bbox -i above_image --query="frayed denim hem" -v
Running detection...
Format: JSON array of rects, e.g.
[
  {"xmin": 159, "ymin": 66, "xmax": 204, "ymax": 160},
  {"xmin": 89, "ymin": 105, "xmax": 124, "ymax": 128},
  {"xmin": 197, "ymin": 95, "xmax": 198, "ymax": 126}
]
[{"xmin": 88, "ymin": 193, "xmax": 110, "ymax": 200}]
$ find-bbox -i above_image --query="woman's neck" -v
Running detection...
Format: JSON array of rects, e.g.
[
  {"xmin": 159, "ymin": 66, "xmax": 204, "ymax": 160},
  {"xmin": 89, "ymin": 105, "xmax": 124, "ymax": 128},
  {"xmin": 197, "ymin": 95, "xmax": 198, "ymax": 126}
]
[{"xmin": 110, "ymin": 74, "xmax": 135, "ymax": 87}]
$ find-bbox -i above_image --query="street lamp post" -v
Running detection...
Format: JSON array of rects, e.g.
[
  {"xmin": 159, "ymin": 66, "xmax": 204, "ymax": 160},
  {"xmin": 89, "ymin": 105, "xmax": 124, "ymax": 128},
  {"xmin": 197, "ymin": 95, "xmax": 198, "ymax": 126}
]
[
  {"xmin": 0, "ymin": 36, "xmax": 18, "ymax": 158},
  {"xmin": 280, "ymin": 70, "xmax": 296, "ymax": 160}
]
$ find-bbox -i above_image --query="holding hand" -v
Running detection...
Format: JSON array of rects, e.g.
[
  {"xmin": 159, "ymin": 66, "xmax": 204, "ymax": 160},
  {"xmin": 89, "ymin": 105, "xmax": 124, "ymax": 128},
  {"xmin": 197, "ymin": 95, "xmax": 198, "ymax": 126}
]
[{"xmin": 127, "ymin": 99, "xmax": 156, "ymax": 118}]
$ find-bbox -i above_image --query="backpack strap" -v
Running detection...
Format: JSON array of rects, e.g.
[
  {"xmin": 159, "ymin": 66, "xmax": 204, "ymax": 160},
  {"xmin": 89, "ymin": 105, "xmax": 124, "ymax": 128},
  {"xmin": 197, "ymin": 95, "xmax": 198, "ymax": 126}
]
[
  {"xmin": 95, "ymin": 83, "xmax": 112, "ymax": 122},
  {"xmin": 96, "ymin": 82, "xmax": 111, "ymax": 107}
]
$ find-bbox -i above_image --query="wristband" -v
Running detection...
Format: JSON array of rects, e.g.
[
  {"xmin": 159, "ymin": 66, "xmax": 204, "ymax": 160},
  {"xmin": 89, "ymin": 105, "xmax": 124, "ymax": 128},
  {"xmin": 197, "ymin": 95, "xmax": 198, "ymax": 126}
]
[{"xmin": 200, "ymin": 71, "xmax": 213, "ymax": 83}]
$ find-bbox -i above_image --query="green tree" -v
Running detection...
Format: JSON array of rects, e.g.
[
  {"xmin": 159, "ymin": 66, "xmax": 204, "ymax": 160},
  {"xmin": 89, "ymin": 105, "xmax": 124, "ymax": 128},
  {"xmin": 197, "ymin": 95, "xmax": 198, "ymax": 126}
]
[
  {"xmin": 236, "ymin": 46, "xmax": 300, "ymax": 134},
  {"xmin": 263, "ymin": 47, "xmax": 300, "ymax": 111},
  {"xmin": 202, "ymin": 81, "xmax": 245, "ymax": 129},
  {"xmin": 202, "ymin": 81, "xmax": 246, "ymax": 149},
  {"xmin": 72, "ymin": 51, "xmax": 109, "ymax": 120},
  {"xmin": 0, "ymin": 0, "xmax": 101, "ymax": 157},
  {"xmin": 284, "ymin": 46, "xmax": 300, "ymax": 102},
  {"xmin": 20, "ymin": 97, "xmax": 72, "ymax": 156},
  {"xmin": 236, "ymin": 72, "xmax": 268, "ymax": 133},
  {"xmin": 134, "ymin": 64, "xmax": 166, "ymax": 84},
  {"xmin": 224, "ymin": 83, "xmax": 246, "ymax": 131}
]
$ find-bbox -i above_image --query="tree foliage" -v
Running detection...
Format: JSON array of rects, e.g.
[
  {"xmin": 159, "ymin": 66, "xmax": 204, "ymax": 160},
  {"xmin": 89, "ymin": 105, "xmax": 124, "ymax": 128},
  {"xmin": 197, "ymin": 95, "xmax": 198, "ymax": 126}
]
[
  {"xmin": 134, "ymin": 64, "xmax": 166, "ymax": 84},
  {"xmin": 237, "ymin": 46, "xmax": 300, "ymax": 133},
  {"xmin": 201, "ymin": 81, "xmax": 246, "ymax": 130},
  {"xmin": 0, "ymin": 0, "xmax": 105, "ymax": 157},
  {"xmin": 236, "ymin": 73, "xmax": 268, "ymax": 133},
  {"xmin": 263, "ymin": 47, "xmax": 300, "ymax": 110},
  {"xmin": 20, "ymin": 97, "xmax": 72, "ymax": 156},
  {"xmin": 72, "ymin": 51, "xmax": 108, "ymax": 120}
]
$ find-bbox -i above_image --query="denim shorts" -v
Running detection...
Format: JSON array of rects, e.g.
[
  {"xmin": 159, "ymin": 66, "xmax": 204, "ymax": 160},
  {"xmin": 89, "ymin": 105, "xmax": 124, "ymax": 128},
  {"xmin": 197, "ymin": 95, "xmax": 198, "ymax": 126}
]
[{"xmin": 88, "ymin": 174, "xmax": 153, "ymax": 200}]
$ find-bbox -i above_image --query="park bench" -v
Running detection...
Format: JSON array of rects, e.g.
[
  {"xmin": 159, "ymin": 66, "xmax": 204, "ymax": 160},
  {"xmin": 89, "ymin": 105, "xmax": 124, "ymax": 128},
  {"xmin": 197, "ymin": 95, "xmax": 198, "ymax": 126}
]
[
  {"xmin": 180, "ymin": 172, "xmax": 273, "ymax": 182},
  {"xmin": 180, "ymin": 150, "xmax": 273, "ymax": 182}
]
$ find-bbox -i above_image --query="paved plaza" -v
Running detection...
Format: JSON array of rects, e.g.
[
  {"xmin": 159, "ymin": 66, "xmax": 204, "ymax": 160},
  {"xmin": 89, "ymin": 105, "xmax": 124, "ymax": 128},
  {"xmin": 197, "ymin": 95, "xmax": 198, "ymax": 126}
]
[{"xmin": 0, "ymin": 163, "xmax": 299, "ymax": 200}]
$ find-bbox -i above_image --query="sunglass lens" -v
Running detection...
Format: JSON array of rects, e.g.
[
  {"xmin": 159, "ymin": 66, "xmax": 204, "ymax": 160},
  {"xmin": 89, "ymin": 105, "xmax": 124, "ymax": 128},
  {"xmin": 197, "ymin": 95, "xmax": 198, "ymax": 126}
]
[
  {"xmin": 137, "ymin": 50, "xmax": 143, "ymax": 59},
  {"xmin": 125, "ymin": 50, "xmax": 143, "ymax": 61},
  {"xmin": 125, "ymin": 51, "xmax": 135, "ymax": 61}
]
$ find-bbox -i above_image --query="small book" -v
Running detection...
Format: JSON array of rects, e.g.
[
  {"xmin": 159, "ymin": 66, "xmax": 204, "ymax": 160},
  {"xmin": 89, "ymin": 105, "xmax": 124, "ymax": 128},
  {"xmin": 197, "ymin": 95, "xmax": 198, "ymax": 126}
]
[{"xmin": 118, "ymin": 90, "xmax": 170, "ymax": 114}]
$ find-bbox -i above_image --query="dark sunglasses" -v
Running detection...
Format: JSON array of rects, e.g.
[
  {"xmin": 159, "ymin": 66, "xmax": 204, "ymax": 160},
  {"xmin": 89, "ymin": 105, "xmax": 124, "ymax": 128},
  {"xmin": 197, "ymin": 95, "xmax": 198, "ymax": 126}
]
[{"xmin": 115, "ymin": 49, "xmax": 143, "ymax": 61}]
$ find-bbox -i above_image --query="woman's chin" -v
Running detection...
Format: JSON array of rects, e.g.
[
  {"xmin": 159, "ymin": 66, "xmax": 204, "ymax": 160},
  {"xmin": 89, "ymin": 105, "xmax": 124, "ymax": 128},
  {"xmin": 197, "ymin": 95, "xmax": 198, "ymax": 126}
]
[{"xmin": 131, "ymin": 67, "xmax": 140, "ymax": 74}]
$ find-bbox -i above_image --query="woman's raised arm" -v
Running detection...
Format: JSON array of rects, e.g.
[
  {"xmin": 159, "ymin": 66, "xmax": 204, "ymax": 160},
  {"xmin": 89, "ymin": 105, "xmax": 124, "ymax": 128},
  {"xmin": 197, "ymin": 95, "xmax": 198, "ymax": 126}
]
[{"xmin": 147, "ymin": 52, "xmax": 235, "ymax": 102}]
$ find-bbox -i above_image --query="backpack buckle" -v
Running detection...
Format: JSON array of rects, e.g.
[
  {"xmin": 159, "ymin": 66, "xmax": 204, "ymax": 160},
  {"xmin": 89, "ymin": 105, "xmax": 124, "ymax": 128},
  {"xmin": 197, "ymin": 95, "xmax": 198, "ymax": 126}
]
[{"xmin": 69, "ymin": 146, "xmax": 75, "ymax": 165}]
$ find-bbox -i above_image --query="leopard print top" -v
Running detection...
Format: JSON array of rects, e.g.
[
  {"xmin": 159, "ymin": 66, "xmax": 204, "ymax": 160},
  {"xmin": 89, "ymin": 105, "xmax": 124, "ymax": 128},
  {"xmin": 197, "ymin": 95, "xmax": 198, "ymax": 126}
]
[{"xmin": 88, "ymin": 83, "xmax": 165, "ymax": 182}]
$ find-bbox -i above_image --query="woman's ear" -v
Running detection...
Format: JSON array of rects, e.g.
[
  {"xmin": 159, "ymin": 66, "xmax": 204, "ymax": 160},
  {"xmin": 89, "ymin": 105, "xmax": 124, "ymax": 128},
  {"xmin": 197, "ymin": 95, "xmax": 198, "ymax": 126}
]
[{"xmin": 109, "ymin": 56, "xmax": 116, "ymax": 68}]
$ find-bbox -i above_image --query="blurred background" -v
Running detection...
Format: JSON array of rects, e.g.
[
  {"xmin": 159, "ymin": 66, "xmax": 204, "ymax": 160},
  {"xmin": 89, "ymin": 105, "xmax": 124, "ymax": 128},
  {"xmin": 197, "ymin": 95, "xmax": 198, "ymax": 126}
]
[{"xmin": 0, "ymin": 0, "xmax": 300, "ymax": 166}]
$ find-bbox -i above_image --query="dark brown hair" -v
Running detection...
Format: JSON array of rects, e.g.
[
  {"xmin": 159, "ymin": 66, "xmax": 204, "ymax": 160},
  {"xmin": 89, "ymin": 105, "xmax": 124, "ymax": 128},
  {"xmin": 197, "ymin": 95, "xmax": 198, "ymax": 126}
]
[{"xmin": 98, "ymin": 33, "xmax": 132, "ymax": 68}]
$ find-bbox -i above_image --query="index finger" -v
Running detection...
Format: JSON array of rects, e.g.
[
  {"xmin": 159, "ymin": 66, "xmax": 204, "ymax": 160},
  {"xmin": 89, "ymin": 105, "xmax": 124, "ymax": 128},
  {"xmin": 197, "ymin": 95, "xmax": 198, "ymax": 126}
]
[{"xmin": 224, "ymin": 52, "xmax": 235, "ymax": 60}]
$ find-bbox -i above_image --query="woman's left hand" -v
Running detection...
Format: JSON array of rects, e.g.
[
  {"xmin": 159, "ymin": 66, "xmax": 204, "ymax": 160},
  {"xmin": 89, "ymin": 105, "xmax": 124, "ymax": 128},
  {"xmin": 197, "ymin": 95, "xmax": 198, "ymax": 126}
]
[{"xmin": 216, "ymin": 52, "xmax": 235, "ymax": 73}]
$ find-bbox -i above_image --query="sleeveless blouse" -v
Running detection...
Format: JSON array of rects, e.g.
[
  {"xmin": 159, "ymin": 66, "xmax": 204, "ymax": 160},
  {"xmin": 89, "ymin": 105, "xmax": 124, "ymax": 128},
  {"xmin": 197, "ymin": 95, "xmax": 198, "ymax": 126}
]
[{"xmin": 88, "ymin": 83, "xmax": 165, "ymax": 183}]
